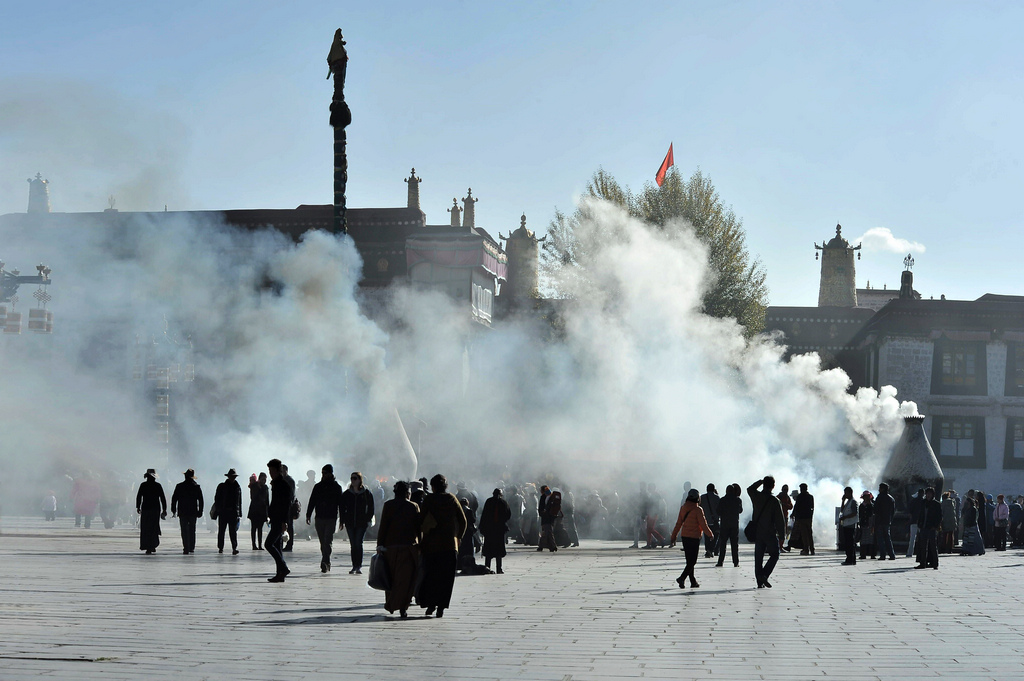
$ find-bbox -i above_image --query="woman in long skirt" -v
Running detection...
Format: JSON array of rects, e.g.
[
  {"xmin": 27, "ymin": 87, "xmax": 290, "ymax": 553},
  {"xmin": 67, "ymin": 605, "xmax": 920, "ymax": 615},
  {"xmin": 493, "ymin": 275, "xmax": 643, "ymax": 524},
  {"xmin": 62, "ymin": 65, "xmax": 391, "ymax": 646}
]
[
  {"xmin": 135, "ymin": 469, "xmax": 167, "ymax": 554},
  {"xmin": 376, "ymin": 481, "xmax": 421, "ymax": 618},
  {"xmin": 417, "ymin": 475, "xmax": 467, "ymax": 618},
  {"xmin": 960, "ymin": 497, "xmax": 986, "ymax": 556}
]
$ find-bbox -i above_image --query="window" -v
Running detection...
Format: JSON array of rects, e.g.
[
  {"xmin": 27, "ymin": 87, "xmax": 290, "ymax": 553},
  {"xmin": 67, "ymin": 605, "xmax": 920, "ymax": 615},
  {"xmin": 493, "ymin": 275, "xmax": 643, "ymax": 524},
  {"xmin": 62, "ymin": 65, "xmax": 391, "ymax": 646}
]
[
  {"xmin": 1006, "ymin": 343, "xmax": 1024, "ymax": 396},
  {"xmin": 938, "ymin": 419, "xmax": 975, "ymax": 457},
  {"xmin": 931, "ymin": 341, "xmax": 987, "ymax": 395},
  {"xmin": 932, "ymin": 416, "xmax": 986, "ymax": 469},
  {"xmin": 1006, "ymin": 418, "xmax": 1024, "ymax": 470}
]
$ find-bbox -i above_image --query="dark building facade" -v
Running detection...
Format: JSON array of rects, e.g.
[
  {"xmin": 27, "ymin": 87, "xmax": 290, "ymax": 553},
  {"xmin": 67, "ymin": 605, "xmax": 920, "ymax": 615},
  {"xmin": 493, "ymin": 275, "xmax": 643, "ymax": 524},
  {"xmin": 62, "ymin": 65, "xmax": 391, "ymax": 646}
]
[{"xmin": 765, "ymin": 226, "xmax": 1024, "ymax": 494}]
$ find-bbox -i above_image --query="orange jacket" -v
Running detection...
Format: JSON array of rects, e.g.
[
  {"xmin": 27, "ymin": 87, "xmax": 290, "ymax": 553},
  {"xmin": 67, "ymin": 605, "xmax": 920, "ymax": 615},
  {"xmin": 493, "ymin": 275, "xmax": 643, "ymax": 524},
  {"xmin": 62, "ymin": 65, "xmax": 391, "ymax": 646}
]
[{"xmin": 671, "ymin": 500, "xmax": 714, "ymax": 541}]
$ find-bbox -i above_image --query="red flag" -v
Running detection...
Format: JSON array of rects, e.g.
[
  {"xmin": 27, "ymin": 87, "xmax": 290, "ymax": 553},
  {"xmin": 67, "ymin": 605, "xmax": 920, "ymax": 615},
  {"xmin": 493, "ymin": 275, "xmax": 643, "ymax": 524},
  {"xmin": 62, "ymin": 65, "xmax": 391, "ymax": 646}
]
[{"xmin": 655, "ymin": 143, "xmax": 674, "ymax": 187}]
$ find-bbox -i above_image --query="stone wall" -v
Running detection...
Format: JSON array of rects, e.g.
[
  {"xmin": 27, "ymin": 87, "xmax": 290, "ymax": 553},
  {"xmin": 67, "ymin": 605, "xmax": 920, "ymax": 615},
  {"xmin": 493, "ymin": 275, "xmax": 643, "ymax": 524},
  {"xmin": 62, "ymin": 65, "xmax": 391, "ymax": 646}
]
[{"xmin": 878, "ymin": 338, "xmax": 933, "ymax": 406}]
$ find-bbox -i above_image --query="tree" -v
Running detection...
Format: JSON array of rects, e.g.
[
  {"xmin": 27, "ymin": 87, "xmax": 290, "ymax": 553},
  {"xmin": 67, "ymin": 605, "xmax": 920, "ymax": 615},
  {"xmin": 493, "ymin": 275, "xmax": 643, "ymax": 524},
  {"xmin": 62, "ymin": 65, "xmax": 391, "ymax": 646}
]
[{"xmin": 541, "ymin": 167, "xmax": 768, "ymax": 336}]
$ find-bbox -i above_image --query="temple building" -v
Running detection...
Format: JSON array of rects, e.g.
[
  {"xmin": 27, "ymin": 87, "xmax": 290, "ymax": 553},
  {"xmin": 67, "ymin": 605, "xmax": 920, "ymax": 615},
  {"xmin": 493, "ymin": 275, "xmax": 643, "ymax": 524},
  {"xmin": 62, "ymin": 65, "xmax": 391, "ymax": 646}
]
[{"xmin": 765, "ymin": 228, "xmax": 1024, "ymax": 494}]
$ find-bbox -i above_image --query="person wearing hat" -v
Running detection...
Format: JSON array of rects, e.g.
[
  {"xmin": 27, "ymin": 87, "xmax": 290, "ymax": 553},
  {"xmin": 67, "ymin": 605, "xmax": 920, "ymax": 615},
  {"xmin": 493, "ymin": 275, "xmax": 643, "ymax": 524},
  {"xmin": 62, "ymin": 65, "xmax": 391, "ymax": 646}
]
[
  {"xmin": 669, "ymin": 488, "xmax": 714, "ymax": 588},
  {"xmin": 135, "ymin": 469, "xmax": 167, "ymax": 555},
  {"xmin": 171, "ymin": 469, "xmax": 204, "ymax": 554},
  {"xmin": 214, "ymin": 468, "xmax": 243, "ymax": 555}
]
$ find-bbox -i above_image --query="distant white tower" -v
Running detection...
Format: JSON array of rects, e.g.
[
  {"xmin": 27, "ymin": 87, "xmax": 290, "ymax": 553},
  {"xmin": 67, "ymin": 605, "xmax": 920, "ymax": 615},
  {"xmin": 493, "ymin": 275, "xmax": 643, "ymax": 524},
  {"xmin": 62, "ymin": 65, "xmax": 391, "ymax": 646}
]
[{"xmin": 27, "ymin": 173, "xmax": 50, "ymax": 214}]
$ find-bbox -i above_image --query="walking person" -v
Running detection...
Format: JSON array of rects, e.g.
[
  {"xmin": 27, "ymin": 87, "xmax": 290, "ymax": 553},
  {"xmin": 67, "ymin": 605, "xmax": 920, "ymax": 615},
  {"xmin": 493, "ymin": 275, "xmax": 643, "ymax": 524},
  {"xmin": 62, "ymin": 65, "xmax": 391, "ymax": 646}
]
[
  {"xmin": 479, "ymin": 488, "xmax": 512, "ymax": 574},
  {"xmin": 265, "ymin": 459, "xmax": 293, "ymax": 582},
  {"xmin": 699, "ymin": 484, "xmax": 720, "ymax": 558},
  {"xmin": 792, "ymin": 483, "xmax": 815, "ymax": 555},
  {"xmin": 214, "ymin": 469, "xmax": 242, "ymax": 555},
  {"xmin": 669, "ymin": 488, "xmax": 714, "ymax": 588},
  {"xmin": 560, "ymin": 488, "xmax": 581, "ymax": 548},
  {"xmin": 170, "ymin": 469, "xmax": 203, "ymax": 554},
  {"xmin": 993, "ymin": 494, "xmax": 1010, "ymax": 551},
  {"xmin": 874, "ymin": 483, "xmax": 897, "ymax": 560},
  {"xmin": 838, "ymin": 487, "xmax": 858, "ymax": 565},
  {"xmin": 247, "ymin": 473, "xmax": 269, "ymax": 550},
  {"xmin": 136, "ymin": 469, "xmax": 167, "ymax": 555},
  {"xmin": 376, "ymin": 480, "xmax": 421, "ymax": 618},
  {"xmin": 418, "ymin": 474, "xmax": 467, "ymax": 618},
  {"xmin": 747, "ymin": 476, "xmax": 785, "ymax": 588},
  {"xmin": 915, "ymin": 487, "xmax": 941, "ymax": 569},
  {"xmin": 305, "ymin": 464, "xmax": 343, "ymax": 572},
  {"xmin": 340, "ymin": 471, "xmax": 375, "ymax": 575},
  {"xmin": 715, "ymin": 483, "xmax": 742, "ymax": 567}
]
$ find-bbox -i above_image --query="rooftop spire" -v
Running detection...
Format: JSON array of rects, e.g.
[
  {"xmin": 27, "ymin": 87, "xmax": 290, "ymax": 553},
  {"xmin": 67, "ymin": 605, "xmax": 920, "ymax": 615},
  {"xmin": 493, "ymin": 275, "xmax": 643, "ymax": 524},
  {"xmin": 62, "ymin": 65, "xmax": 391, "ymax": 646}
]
[
  {"xmin": 462, "ymin": 188, "xmax": 478, "ymax": 229},
  {"xmin": 448, "ymin": 198, "xmax": 461, "ymax": 227},
  {"xmin": 404, "ymin": 168, "xmax": 421, "ymax": 209}
]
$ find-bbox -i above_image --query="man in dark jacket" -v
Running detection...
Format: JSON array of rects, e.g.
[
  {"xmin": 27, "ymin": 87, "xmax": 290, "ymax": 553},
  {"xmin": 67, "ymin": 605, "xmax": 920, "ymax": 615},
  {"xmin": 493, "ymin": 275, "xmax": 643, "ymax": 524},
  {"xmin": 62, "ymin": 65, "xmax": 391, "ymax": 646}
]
[
  {"xmin": 340, "ymin": 471, "xmax": 375, "ymax": 574},
  {"xmin": 306, "ymin": 464, "xmax": 343, "ymax": 572},
  {"xmin": 747, "ymin": 476, "xmax": 786, "ymax": 588},
  {"xmin": 915, "ymin": 487, "xmax": 942, "ymax": 570},
  {"xmin": 715, "ymin": 483, "xmax": 743, "ymax": 567},
  {"xmin": 170, "ymin": 469, "xmax": 203, "ymax": 554},
  {"xmin": 265, "ymin": 459, "xmax": 293, "ymax": 582},
  {"xmin": 281, "ymin": 464, "xmax": 297, "ymax": 551},
  {"xmin": 214, "ymin": 469, "xmax": 243, "ymax": 555},
  {"xmin": 700, "ymin": 484, "xmax": 721, "ymax": 558},
  {"xmin": 874, "ymin": 482, "xmax": 897, "ymax": 560},
  {"xmin": 792, "ymin": 483, "xmax": 814, "ymax": 555}
]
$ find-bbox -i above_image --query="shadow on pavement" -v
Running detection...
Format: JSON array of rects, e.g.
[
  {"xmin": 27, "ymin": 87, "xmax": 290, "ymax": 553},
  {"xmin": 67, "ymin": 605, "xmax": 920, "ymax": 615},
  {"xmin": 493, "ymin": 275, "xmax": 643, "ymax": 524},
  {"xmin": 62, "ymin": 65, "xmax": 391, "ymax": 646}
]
[{"xmin": 254, "ymin": 614, "xmax": 383, "ymax": 626}]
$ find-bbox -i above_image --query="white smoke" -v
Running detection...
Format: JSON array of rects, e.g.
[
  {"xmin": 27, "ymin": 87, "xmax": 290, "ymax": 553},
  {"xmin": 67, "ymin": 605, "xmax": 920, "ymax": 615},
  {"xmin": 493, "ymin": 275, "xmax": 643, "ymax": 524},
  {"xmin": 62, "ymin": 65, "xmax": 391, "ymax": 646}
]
[
  {"xmin": 1, "ymin": 198, "xmax": 915, "ymax": 548},
  {"xmin": 853, "ymin": 227, "xmax": 925, "ymax": 254}
]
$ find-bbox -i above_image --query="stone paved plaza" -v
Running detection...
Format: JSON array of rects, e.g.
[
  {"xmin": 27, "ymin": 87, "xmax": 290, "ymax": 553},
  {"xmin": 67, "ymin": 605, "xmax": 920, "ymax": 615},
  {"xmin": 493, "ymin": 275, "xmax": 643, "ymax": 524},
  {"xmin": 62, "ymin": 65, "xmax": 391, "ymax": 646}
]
[{"xmin": 1, "ymin": 517, "xmax": 1023, "ymax": 680}]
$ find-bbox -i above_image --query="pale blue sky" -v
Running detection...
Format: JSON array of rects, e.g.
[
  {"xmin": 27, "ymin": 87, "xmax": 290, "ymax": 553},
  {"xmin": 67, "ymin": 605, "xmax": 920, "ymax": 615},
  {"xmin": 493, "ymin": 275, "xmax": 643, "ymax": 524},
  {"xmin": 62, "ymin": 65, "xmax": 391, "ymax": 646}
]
[{"xmin": 2, "ymin": 1, "xmax": 1021, "ymax": 306}]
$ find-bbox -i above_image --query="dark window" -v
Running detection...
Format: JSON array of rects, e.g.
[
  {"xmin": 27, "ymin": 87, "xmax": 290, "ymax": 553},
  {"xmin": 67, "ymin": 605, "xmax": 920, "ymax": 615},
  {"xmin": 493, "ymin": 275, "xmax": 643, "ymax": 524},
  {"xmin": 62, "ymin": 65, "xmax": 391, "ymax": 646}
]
[
  {"xmin": 931, "ymin": 341, "xmax": 986, "ymax": 396},
  {"xmin": 1006, "ymin": 418, "xmax": 1024, "ymax": 470},
  {"xmin": 932, "ymin": 416, "xmax": 986, "ymax": 469},
  {"xmin": 1006, "ymin": 343, "xmax": 1024, "ymax": 396}
]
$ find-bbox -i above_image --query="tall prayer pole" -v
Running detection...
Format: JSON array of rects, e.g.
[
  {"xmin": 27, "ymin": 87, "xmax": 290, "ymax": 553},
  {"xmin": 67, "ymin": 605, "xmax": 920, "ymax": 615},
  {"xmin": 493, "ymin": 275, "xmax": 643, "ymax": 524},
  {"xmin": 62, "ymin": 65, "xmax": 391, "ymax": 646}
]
[{"xmin": 328, "ymin": 29, "xmax": 351, "ymax": 235}]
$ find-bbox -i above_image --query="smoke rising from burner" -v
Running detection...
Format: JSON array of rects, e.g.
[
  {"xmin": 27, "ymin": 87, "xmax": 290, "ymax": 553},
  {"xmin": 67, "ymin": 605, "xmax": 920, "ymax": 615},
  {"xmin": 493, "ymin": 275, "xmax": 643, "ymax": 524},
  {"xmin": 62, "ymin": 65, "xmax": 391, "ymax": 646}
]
[{"xmin": 2, "ymin": 198, "xmax": 914, "ymax": 544}]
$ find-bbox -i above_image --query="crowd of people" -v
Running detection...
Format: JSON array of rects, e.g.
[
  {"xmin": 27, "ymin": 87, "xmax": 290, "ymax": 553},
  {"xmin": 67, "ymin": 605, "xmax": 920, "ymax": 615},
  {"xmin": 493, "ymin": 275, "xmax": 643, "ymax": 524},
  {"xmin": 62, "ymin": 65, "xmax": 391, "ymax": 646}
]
[{"xmin": 32, "ymin": 466, "xmax": 1024, "ymax": 615}]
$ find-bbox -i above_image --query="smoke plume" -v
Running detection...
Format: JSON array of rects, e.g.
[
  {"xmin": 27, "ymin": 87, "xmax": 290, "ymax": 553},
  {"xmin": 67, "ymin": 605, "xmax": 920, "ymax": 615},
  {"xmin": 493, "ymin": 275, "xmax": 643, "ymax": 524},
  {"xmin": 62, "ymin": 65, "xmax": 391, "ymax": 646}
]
[{"xmin": 1, "ymin": 198, "xmax": 914, "ymax": 544}]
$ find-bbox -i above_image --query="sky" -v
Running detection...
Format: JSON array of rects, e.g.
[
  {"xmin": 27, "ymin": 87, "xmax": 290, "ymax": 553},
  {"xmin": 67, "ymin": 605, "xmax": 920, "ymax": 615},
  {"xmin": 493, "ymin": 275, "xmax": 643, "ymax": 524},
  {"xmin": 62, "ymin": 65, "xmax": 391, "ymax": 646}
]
[{"xmin": 2, "ymin": 1, "xmax": 1022, "ymax": 306}]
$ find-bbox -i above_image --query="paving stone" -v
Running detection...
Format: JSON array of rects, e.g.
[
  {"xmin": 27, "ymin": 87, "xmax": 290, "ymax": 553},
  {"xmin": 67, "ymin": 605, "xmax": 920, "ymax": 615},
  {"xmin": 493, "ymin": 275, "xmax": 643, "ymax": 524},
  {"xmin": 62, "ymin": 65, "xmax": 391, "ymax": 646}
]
[{"xmin": 1, "ymin": 517, "xmax": 1023, "ymax": 678}]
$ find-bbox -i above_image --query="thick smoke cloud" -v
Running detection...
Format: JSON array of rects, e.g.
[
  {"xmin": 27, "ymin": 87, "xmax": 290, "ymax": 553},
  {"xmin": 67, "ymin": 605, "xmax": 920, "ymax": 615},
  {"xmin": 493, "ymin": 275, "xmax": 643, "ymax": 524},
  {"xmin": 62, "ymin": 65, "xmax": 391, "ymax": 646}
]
[{"xmin": 2, "ymin": 199, "xmax": 914, "ymax": 542}]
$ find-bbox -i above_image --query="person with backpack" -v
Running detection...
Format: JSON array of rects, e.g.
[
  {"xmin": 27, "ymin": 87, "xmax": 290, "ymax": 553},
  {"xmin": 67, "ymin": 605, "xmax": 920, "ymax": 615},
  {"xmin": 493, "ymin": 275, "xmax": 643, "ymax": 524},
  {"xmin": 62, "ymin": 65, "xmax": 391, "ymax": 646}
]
[
  {"xmin": 669, "ymin": 488, "xmax": 714, "ymax": 588},
  {"xmin": 340, "ymin": 471, "xmax": 375, "ymax": 574}
]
